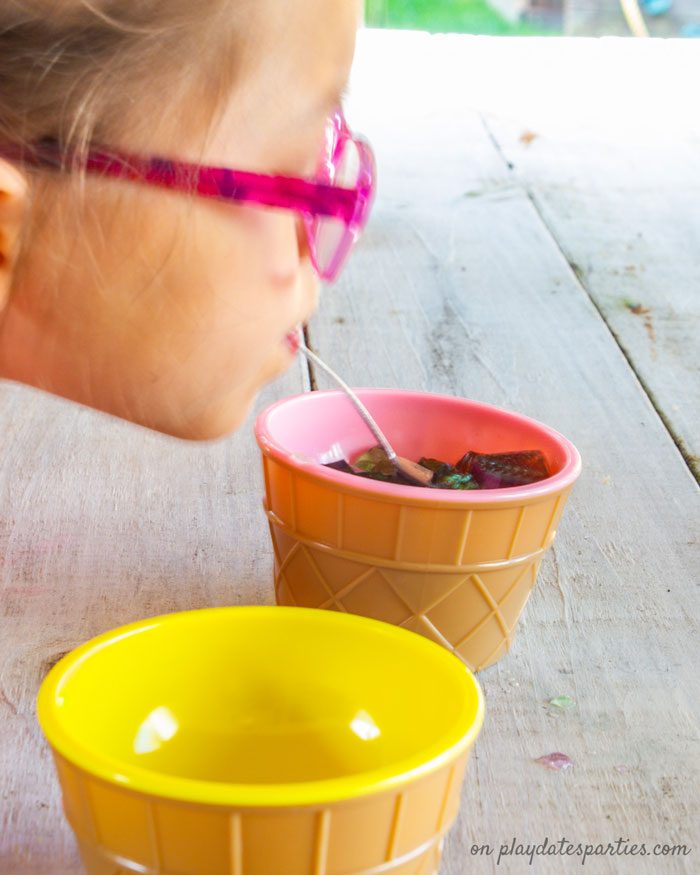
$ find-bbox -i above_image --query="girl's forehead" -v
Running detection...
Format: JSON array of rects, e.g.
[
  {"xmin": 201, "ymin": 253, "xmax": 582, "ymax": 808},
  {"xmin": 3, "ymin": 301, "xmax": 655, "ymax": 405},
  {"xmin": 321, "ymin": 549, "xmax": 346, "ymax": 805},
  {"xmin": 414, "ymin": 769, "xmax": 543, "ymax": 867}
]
[
  {"xmin": 195, "ymin": 1, "xmax": 360, "ymax": 168},
  {"xmin": 254, "ymin": 0, "xmax": 359, "ymax": 97}
]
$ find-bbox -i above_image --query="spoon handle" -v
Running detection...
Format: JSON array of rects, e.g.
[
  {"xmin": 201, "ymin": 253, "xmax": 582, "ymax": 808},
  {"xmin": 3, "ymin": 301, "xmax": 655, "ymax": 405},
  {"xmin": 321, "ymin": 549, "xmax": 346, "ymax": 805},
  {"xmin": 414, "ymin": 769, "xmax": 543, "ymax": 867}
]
[{"xmin": 297, "ymin": 342, "xmax": 398, "ymax": 463}]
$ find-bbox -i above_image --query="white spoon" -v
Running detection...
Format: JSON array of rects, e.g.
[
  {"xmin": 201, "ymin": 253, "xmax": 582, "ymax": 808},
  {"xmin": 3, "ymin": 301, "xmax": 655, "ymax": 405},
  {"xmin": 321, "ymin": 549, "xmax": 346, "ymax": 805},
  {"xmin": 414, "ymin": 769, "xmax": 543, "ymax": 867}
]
[{"xmin": 296, "ymin": 337, "xmax": 434, "ymax": 488}]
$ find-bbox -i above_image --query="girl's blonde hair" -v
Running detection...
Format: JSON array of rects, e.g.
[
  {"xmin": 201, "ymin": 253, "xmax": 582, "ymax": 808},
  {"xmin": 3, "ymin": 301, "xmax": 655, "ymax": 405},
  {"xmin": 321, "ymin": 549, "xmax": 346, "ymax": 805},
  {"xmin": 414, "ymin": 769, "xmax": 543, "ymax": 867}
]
[
  {"xmin": 0, "ymin": 0, "xmax": 247, "ymax": 162},
  {"xmin": 1, "ymin": 1, "xmax": 253, "ymax": 290}
]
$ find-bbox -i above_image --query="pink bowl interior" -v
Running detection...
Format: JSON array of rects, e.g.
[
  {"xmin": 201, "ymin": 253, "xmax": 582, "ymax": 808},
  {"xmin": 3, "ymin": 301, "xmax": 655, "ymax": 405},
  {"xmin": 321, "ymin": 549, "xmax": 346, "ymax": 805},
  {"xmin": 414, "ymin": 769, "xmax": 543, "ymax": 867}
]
[{"xmin": 256, "ymin": 390, "xmax": 580, "ymax": 500}]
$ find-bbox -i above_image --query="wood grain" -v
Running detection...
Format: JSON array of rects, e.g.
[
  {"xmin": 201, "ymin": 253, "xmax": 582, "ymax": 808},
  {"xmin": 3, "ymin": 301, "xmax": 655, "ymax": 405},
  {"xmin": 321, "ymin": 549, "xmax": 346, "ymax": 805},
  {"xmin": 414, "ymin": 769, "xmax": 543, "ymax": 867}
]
[
  {"xmin": 307, "ymin": 31, "xmax": 698, "ymax": 874},
  {"xmin": 0, "ymin": 363, "xmax": 307, "ymax": 875},
  {"xmin": 468, "ymin": 36, "xmax": 700, "ymax": 480}
]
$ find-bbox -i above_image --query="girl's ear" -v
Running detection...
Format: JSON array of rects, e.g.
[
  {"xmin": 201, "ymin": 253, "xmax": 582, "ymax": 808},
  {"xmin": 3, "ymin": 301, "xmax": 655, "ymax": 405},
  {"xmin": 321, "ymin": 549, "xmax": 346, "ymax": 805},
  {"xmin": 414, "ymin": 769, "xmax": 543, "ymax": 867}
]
[{"xmin": 0, "ymin": 160, "xmax": 28, "ymax": 310}]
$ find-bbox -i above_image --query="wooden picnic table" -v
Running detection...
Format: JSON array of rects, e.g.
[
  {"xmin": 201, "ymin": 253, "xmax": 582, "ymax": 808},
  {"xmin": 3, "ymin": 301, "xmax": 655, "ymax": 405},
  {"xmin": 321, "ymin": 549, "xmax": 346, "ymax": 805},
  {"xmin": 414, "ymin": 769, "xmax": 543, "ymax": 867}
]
[{"xmin": 1, "ymin": 31, "xmax": 698, "ymax": 875}]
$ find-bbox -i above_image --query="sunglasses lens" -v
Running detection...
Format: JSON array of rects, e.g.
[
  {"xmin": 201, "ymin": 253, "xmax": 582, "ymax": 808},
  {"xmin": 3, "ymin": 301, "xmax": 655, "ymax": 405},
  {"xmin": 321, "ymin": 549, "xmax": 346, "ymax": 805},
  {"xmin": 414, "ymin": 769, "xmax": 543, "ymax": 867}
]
[{"xmin": 312, "ymin": 137, "xmax": 361, "ymax": 278}]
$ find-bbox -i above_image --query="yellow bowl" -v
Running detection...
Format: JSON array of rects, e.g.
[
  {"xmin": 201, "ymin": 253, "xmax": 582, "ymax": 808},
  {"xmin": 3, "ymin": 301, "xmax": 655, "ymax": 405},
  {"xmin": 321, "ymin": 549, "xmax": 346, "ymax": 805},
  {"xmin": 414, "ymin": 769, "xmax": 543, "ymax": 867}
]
[{"xmin": 38, "ymin": 606, "xmax": 484, "ymax": 875}]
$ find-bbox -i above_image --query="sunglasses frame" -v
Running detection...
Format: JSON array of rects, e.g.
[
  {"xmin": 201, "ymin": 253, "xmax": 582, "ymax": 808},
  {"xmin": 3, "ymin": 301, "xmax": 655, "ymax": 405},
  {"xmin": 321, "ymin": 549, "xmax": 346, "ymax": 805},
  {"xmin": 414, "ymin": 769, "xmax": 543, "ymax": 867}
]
[{"xmin": 0, "ymin": 110, "xmax": 376, "ymax": 283}]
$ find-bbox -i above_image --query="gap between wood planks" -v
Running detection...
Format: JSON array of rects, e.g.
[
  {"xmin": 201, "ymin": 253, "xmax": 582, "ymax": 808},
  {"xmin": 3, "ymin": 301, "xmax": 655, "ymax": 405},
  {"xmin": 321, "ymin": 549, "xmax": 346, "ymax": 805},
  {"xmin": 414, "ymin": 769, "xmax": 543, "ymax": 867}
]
[{"xmin": 479, "ymin": 111, "xmax": 700, "ymax": 486}]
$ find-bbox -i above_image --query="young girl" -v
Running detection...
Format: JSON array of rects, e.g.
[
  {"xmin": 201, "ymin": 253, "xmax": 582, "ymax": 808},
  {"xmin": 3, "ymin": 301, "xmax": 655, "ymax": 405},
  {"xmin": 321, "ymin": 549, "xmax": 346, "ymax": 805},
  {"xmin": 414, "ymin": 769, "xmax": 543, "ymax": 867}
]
[{"xmin": 0, "ymin": 0, "xmax": 372, "ymax": 440}]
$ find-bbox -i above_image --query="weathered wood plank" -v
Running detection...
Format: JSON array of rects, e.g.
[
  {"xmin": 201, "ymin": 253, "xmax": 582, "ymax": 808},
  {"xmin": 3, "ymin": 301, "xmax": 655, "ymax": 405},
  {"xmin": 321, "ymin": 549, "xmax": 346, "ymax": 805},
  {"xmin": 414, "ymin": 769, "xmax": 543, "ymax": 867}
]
[
  {"xmin": 444, "ymin": 35, "xmax": 700, "ymax": 480},
  {"xmin": 0, "ymin": 362, "xmax": 307, "ymax": 874},
  {"xmin": 303, "ymin": 31, "xmax": 699, "ymax": 874}
]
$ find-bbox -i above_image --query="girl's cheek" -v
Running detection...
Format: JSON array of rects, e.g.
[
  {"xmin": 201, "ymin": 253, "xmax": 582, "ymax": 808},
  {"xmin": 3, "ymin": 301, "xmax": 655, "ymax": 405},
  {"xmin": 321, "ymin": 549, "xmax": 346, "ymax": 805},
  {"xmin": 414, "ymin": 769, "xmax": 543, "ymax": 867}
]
[{"xmin": 255, "ymin": 217, "xmax": 315, "ymax": 318}]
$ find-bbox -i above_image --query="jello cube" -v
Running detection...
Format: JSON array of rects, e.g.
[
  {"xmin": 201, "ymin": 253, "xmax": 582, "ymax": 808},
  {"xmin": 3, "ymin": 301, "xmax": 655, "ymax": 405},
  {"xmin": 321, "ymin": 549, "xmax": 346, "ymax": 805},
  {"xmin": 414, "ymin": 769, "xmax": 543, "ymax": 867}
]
[{"xmin": 456, "ymin": 450, "xmax": 549, "ymax": 489}]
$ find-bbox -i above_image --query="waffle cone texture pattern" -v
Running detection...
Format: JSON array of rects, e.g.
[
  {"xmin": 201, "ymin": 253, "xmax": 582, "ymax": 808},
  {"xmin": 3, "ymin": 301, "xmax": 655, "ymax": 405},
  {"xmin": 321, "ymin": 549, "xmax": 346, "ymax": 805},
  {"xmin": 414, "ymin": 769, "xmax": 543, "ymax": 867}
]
[{"xmin": 257, "ymin": 390, "xmax": 581, "ymax": 672}]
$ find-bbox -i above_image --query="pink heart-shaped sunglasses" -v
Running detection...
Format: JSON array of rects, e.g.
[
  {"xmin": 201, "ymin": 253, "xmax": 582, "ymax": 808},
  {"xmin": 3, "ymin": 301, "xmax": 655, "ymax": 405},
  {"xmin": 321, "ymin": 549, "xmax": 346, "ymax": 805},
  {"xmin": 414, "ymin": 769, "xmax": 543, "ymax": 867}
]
[{"xmin": 0, "ymin": 110, "xmax": 375, "ymax": 283}]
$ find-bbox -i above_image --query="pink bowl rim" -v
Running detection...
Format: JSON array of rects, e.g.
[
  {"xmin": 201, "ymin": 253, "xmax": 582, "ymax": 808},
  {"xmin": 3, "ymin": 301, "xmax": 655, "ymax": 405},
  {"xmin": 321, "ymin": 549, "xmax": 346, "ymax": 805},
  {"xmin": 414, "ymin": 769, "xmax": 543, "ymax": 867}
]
[{"xmin": 255, "ymin": 389, "xmax": 582, "ymax": 505}]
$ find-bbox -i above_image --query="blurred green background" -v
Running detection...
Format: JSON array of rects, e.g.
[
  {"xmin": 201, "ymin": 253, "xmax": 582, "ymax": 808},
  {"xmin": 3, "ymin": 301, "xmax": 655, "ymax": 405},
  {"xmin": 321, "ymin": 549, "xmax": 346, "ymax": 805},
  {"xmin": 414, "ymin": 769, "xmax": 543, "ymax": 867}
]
[
  {"xmin": 364, "ymin": 0, "xmax": 700, "ymax": 38},
  {"xmin": 364, "ymin": 0, "xmax": 555, "ymax": 36}
]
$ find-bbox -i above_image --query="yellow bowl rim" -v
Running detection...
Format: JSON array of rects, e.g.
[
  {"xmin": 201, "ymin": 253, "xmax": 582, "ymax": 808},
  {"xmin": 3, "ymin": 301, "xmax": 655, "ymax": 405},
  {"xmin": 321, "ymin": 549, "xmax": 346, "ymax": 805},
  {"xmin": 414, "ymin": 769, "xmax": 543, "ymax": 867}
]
[{"xmin": 37, "ymin": 606, "xmax": 485, "ymax": 808}]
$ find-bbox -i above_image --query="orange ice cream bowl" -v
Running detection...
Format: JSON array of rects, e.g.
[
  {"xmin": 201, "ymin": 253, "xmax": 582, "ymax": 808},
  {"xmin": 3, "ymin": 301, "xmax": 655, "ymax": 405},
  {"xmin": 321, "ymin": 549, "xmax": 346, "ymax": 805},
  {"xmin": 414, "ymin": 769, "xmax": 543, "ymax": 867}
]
[
  {"xmin": 37, "ymin": 606, "xmax": 484, "ymax": 875},
  {"xmin": 256, "ymin": 390, "xmax": 581, "ymax": 672}
]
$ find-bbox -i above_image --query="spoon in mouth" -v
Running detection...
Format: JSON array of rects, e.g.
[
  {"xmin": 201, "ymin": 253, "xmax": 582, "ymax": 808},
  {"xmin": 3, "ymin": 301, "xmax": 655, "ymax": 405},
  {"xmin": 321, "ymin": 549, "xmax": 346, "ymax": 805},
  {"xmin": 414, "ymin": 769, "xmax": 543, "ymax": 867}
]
[{"xmin": 293, "ymin": 332, "xmax": 434, "ymax": 488}]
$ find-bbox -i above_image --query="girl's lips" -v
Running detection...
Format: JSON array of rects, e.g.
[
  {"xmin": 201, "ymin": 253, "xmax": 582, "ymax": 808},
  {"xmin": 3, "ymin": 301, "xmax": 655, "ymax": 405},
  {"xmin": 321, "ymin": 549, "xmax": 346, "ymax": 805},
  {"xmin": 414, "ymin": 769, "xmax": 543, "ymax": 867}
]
[{"xmin": 284, "ymin": 330, "xmax": 301, "ymax": 355}]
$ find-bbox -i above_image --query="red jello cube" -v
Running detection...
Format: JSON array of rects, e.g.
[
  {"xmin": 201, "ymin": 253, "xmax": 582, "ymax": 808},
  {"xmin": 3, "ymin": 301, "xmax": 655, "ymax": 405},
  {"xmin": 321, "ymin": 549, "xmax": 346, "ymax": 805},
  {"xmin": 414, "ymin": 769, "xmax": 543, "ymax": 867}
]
[{"xmin": 456, "ymin": 450, "xmax": 549, "ymax": 489}]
